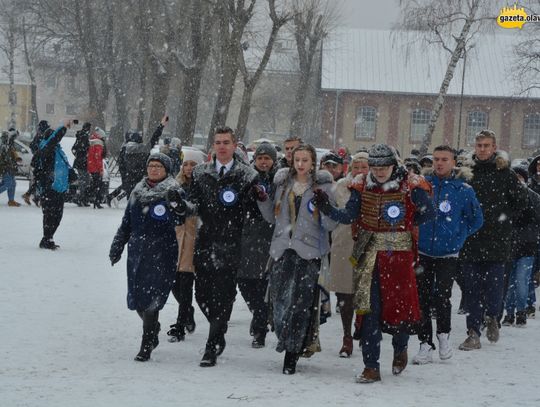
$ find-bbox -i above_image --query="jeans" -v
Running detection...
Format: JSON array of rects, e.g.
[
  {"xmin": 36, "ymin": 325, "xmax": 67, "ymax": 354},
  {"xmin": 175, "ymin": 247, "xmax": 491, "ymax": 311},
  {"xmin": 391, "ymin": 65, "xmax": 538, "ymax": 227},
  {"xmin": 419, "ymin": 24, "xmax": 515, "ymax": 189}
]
[
  {"xmin": 462, "ymin": 262, "xmax": 506, "ymax": 336},
  {"xmin": 0, "ymin": 173, "xmax": 16, "ymax": 201},
  {"xmin": 417, "ymin": 256, "xmax": 457, "ymax": 345},
  {"xmin": 505, "ymin": 257, "xmax": 534, "ymax": 314},
  {"xmin": 360, "ymin": 268, "xmax": 409, "ymax": 370}
]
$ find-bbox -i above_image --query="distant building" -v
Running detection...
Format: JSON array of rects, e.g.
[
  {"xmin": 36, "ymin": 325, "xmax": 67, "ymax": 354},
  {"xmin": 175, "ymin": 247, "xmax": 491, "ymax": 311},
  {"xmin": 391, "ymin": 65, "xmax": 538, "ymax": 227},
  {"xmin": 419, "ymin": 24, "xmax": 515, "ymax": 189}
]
[
  {"xmin": 320, "ymin": 28, "xmax": 540, "ymax": 158},
  {"xmin": 0, "ymin": 53, "xmax": 31, "ymax": 131}
]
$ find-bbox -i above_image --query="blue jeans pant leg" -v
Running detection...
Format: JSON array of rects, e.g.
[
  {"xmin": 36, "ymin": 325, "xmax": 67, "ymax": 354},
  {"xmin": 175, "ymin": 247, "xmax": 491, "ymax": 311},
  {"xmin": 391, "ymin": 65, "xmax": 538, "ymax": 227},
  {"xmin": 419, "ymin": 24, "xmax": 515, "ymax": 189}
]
[
  {"xmin": 0, "ymin": 173, "xmax": 16, "ymax": 200},
  {"xmin": 514, "ymin": 257, "xmax": 534, "ymax": 312},
  {"xmin": 505, "ymin": 264, "xmax": 517, "ymax": 315},
  {"xmin": 392, "ymin": 332, "xmax": 409, "ymax": 355},
  {"xmin": 360, "ymin": 269, "xmax": 383, "ymax": 370}
]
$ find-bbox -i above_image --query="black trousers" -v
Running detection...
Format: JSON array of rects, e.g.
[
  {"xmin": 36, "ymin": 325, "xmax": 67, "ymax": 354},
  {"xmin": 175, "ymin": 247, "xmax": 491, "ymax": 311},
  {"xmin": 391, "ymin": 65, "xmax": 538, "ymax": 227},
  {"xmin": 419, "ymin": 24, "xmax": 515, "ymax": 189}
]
[
  {"xmin": 171, "ymin": 272, "xmax": 195, "ymax": 326},
  {"xmin": 89, "ymin": 173, "xmax": 102, "ymax": 203},
  {"xmin": 238, "ymin": 278, "xmax": 269, "ymax": 336},
  {"xmin": 195, "ymin": 266, "xmax": 237, "ymax": 324},
  {"xmin": 41, "ymin": 188, "xmax": 64, "ymax": 240},
  {"xmin": 417, "ymin": 255, "xmax": 458, "ymax": 345}
]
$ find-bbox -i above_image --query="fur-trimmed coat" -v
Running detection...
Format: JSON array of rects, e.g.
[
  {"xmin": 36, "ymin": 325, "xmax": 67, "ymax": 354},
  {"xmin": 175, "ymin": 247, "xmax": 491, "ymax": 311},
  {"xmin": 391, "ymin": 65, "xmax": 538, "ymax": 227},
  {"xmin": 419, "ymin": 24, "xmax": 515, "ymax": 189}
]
[
  {"xmin": 109, "ymin": 176, "xmax": 184, "ymax": 311},
  {"xmin": 461, "ymin": 151, "xmax": 528, "ymax": 262},
  {"xmin": 257, "ymin": 168, "xmax": 338, "ymax": 260},
  {"xmin": 418, "ymin": 167, "xmax": 483, "ymax": 257}
]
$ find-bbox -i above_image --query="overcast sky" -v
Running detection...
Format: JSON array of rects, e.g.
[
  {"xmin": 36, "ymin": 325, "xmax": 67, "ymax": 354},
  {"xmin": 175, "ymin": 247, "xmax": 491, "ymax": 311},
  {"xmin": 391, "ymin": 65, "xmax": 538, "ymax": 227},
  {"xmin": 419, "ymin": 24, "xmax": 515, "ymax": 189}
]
[{"xmin": 339, "ymin": 0, "xmax": 401, "ymax": 29}]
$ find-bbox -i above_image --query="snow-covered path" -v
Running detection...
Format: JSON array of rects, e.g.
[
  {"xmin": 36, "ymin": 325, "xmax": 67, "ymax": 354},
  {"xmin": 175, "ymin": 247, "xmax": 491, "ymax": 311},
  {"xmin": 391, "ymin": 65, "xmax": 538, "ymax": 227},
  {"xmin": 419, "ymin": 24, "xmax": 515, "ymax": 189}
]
[{"xmin": 1, "ymin": 197, "xmax": 539, "ymax": 407}]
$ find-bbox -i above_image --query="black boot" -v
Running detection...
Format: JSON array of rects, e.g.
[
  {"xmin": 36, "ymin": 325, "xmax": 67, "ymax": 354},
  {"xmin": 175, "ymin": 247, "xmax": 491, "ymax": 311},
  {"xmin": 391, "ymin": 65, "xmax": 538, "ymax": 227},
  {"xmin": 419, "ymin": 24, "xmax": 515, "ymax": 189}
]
[
  {"xmin": 135, "ymin": 331, "xmax": 154, "ymax": 361},
  {"xmin": 152, "ymin": 321, "xmax": 161, "ymax": 349},
  {"xmin": 200, "ymin": 344, "xmax": 217, "ymax": 367},
  {"xmin": 39, "ymin": 238, "xmax": 59, "ymax": 250},
  {"xmin": 167, "ymin": 323, "xmax": 185, "ymax": 342},
  {"xmin": 185, "ymin": 306, "xmax": 196, "ymax": 334},
  {"xmin": 251, "ymin": 330, "xmax": 266, "ymax": 349},
  {"xmin": 283, "ymin": 351, "xmax": 298, "ymax": 375}
]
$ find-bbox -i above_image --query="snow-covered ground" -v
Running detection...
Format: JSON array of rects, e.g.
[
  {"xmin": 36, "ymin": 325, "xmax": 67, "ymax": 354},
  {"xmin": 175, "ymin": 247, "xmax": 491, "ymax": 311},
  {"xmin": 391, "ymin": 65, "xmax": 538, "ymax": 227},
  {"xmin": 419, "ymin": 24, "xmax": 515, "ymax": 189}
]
[{"xmin": 1, "ymin": 183, "xmax": 540, "ymax": 407}]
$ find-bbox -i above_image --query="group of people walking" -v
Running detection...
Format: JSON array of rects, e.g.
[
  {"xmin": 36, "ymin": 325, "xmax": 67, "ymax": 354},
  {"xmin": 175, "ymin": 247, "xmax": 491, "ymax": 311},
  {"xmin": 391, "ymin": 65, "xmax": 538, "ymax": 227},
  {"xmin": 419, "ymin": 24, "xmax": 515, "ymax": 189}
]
[{"xmin": 107, "ymin": 124, "xmax": 540, "ymax": 383}]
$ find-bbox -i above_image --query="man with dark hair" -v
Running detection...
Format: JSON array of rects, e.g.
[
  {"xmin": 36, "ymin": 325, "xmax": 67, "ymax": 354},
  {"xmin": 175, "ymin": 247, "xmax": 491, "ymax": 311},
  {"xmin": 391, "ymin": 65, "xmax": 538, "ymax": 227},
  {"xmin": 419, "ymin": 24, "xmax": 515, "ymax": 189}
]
[
  {"xmin": 458, "ymin": 130, "xmax": 528, "ymax": 350},
  {"xmin": 71, "ymin": 122, "xmax": 92, "ymax": 206},
  {"xmin": 277, "ymin": 135, "xmax": 303, "ymax": 169},
  {"xmin": 174, "ymin": 126, "xmax": 258, "ymax": 367},
  {"xmin": 412, "ymin": 145, "xmax": 483, "ymax": 364}
]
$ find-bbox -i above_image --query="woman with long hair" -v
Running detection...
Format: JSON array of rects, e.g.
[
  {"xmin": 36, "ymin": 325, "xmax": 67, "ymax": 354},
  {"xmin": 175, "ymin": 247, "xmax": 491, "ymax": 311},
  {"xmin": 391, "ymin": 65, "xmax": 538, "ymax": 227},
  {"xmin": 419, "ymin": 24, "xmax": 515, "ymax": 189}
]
[{"xmin": 256, "ymin": 144, "xmax": 337, "ymax": 374}]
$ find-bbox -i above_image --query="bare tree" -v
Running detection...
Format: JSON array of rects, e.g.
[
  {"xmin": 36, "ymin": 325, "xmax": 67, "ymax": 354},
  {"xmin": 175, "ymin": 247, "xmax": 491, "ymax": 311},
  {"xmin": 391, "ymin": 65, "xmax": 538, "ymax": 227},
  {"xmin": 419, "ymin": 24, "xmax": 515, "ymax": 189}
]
[
  {"xmin": 206, "ymin": 0, "xmax": 256, "ymax": 151},
  {"xmin": 398, "ymin": 0, "xmax": 492, "ymax": 156},
  {"xmin": 0, "ymin": 0, "xmax": 21, "ymax": 129},
  {"xmin": 235, "ymin": 0, "xmax": 291, "ymax": 141},
  {"xmin": 20, "ymin": 15, "xmax": 40, "ymax": 131},
  {"xmin": 289, "ymin": 0, "xmax": 337, "ymax": 138}
]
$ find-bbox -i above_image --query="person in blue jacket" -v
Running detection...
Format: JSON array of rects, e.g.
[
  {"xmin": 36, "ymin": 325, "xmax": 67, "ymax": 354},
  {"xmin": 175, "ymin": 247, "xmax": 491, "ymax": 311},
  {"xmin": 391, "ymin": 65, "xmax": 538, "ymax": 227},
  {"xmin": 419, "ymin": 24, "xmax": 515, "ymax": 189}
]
[
  {"xmin": 412, "ymin": 145, "xmax": 483, "ymax": 364},
  {"xmin": 109, "ymin": 152, "xmax": 186, "ymax": 362}
]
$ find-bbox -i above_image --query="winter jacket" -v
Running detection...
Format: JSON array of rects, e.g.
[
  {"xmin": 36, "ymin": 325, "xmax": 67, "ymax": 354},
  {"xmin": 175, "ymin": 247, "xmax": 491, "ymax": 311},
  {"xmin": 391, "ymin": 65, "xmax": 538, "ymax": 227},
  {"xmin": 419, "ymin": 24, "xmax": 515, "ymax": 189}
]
[
  {"xmin": 118, "ymin": 124, "xmax": 163, "ymax": 188},
  {"xmin": 528, "ymin": 155, "xmax": 540, "ymax": 195},
  {"xmin": 109, "ymin": 176, "xmax": 184, "ymax": 311},
  {"xmin": 419, "ymin": 167, "xmax": 484, "ymax": 257},
  {"xmin": 36, "ymin": 126, "xmax": 69, "ymax": 193},
  {"xmin": 187, "ymin": 157, "xmax": 259, "ymax": 270},
  {"xmin": 72, "ymin": 129, "xmax": 90, "ymax": 171},
  {"xmin": 237, "ymin": 165, "xmax": 277, "ymax": 280},
  {"xmin": 461, "ymin": 151, "xmax": 529, "ymax": 262},
  {"xmin": 512, "ymin": 186, "xmax": 540, "ymax": 259},
  {"xmin": 87, "ymin": 133, "xmax": 106, "ymax": 174},
  {"xmin": 257, "ymin": 168, "xmax": 338, "ymax": 261},
  {"xmin": 0, "ymin": 133, "xmax": 18, "ymax": 176}
]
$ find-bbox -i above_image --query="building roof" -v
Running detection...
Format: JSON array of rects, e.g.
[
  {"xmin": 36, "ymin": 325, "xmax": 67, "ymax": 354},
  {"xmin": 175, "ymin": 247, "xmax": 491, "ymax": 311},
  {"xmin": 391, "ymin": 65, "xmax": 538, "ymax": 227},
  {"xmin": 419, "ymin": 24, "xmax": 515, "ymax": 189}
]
[{"xmin": 321, "ymin": 28, "xmax": 539, "ymax": 99}]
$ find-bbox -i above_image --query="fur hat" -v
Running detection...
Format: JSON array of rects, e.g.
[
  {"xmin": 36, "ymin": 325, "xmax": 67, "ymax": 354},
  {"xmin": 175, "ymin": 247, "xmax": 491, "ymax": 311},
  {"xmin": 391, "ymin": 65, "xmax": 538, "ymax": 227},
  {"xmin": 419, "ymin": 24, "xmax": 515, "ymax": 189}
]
[
  {"xmin": 182, "ymin": 148, "xmax": 206, "ymax": 165},
  {"xmin": 254, "ymin": 142, "xmax": 277, "ymax": 162},
  {"xmin": 368, "ymin": 144, "xmax": 397, "ymax": 167},
  {"xmin": 351, "ymin": 151, "xmax": 369, "ymax": 162},
  {"xmin": 146, "ymin": 152, "xmax": 172, "ymax": 174}
]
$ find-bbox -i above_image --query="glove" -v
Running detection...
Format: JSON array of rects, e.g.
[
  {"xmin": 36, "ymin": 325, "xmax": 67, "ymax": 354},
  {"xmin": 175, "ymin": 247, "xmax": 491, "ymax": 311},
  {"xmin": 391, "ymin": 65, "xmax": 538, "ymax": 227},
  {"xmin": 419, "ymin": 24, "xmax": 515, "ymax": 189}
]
[
  {"xmin": 251, "ymin": 184, "xmax": 268, "ymax": 202},
  {"xmin": 312, "ymin": 189, "xmax": 332, "ymax": 215},
  {"xmin": 167, "ymin": 189, "xmax": 187, "ymax": 214},
  {"xmin": 109, "ymin": 252, "xmax": 121, "ymax": 266}
]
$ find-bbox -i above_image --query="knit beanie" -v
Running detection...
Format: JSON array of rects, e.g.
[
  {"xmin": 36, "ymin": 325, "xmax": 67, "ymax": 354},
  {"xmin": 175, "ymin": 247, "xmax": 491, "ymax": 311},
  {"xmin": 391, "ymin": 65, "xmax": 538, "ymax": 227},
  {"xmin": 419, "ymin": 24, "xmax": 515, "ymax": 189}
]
[
  {"xmin": 146, "ymin": 152, "xmax": 172, "ymax": 174},
  {"xmin": 254, "ymin": 142, "xmax": 277, "ymax": 162},
  {"xmin": 368, "ymin": 144, "xmax": 397, "ymax": 167}
]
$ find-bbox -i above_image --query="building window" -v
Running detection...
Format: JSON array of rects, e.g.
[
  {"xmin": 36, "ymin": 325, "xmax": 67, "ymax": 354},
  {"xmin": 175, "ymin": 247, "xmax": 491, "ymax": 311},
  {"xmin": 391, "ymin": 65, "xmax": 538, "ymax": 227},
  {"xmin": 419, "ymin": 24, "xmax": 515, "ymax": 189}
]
[
  {"xmin": 355, "ymin": 106, "xmax": 377, "ymax": 140},
  {"xmin": 410, "ymin": 109, "xmax": 431, "ymax": 143},
  {"xmin": 65, "ymin": 105, "xmax": 77, "ymax": 115},
  {"xmin": 523, "ymin": 113, "xmax": 540, "ymax": 149},
  {"xmin": 46, "ymin": 104, "xmax": 55, "ymax": 114},
  {"xmin": 46, "ymin": 75, "xmax": 56, "ymax": 89},
  {"xmin": 67, "ymin": 75, "xmax": 77, "ymax": 91},
  {"xmin": 466, "ymin": 111, "xmax": 488, "ymax": 145}
]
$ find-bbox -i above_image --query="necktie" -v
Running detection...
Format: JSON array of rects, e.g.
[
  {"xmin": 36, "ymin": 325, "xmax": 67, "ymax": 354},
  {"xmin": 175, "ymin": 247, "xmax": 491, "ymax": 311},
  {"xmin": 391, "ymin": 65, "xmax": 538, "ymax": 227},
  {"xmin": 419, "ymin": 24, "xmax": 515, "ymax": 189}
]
[{"xmin": 219, "ymin": 166, "xmax": 226, "ymax": 178}]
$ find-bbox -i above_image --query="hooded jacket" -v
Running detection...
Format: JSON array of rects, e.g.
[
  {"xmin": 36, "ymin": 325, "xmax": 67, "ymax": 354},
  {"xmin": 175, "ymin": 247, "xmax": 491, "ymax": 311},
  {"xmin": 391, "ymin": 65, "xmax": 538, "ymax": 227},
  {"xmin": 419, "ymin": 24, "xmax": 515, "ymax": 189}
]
[
  {"xmin": 528, "ymin": 155, "xmax": 540, "ymax": 195},
  {"xmin": 460, "ymin": 151, "xmax": 528, "ymax": 262},
  {"xmin": 419, "ymin": 167, "xmax": 483, "ymax": 257}
]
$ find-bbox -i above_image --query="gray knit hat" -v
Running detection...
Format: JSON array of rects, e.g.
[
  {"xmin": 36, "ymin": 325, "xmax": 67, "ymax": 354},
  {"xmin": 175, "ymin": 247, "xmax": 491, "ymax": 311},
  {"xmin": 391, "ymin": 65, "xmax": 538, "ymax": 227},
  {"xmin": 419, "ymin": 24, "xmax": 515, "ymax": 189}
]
[
  {"xmin": 146, "ymin": 152, "xmax": 172, "ymax": 174},
  {"xmin": 368, "ymin": 144, "xmax": 397, "ymax": 167},
  {"xmin": 254, "ymin": 142, "xmax": 277, "ymax": 162}
]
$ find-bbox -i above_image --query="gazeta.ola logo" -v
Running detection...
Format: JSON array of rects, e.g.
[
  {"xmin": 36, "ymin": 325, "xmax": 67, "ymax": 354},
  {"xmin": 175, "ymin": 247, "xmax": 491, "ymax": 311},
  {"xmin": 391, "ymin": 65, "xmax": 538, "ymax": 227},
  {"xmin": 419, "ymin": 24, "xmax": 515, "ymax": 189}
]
[{"xmin": 497, "ymin": 3, "xmax": 540, "ymax": 29}]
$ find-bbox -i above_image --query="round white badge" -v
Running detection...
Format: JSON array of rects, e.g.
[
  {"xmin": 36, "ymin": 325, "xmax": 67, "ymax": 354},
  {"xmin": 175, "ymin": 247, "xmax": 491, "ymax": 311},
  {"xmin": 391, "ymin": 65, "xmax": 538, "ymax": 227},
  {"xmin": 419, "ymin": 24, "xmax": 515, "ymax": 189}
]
[
  {"xmin": 154, "ymin": 204, "xmax": 166, "ymax": 216},
  {"xmin": 222, "ymin": 190, "xmax": 236, "ymax": 203},
  {"xmin": 387, "ymin": 205, "xmax": 401, "ymax": 219},
  {"xmin": 439, "ymin": 200, "xmax": 451, "ymax": 213}
]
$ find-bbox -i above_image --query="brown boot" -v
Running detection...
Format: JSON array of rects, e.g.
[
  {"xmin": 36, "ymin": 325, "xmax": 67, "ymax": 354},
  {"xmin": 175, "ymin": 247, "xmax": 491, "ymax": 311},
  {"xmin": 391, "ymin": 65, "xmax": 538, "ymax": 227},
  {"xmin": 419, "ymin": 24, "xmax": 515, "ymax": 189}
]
[
  {"xmin": 355, "ymin": 367, "xmax": 381, "ymax": 383},
  {"xmin": 392, "ymin": 349, "xmax": 408, "ymax": 375},
  {"xmin": 22, "ymin": 193, "xmax": 31, "ymax": 205},
  {"xmin": 8, "ymin": 200, "xmax": 21, "ymax": 207},
  {"xmin": 339, "ymin": 335, "xmax": 353, "ymax": 358}
]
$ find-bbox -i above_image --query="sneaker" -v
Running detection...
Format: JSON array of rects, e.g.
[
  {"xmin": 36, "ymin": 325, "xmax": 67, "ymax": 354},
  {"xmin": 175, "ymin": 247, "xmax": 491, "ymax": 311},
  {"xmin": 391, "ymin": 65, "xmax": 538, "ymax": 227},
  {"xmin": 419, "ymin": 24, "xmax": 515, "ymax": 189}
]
[
  {"xmin": 412, "ymin": 342, "xmax": 433, "ymax": 365},
  {"xmin": 501, "ymin": 314, "xmax": 514, "ymax": 326},
  {"xmin": 436, "ymin": 333, "xmax": 453, "ymax": 360},
  {"xmin": 485, "ymin": 316, "xmax": 500, "ymax": 343},
  {"xmin": 8, "ymin": 200, "xmax": 21, "ymax": 207},
  {"xmin": 167, "ymin": 324, "xmax": 185, "ymax": 342},
  {"xmin": 458, "ymin": 330, "xmax": 481, "ymax": 351},
  {"xmin": 526, "ymin": 305, "xmax": 536, "ymax": 319},
  {"xmin": 516, "ymin": 311, "xmax": 527, "ymax": 327},
  {"xmin": 355, "ymin": 367, "xmax": 381, "ymax": 383},
  {"xmin": 392, "ymin": 350, "xmax": 408, "ymax": 375},
  {"xmin": 39, "ymin": 238, "xmax": 59, "ymax": 250}
]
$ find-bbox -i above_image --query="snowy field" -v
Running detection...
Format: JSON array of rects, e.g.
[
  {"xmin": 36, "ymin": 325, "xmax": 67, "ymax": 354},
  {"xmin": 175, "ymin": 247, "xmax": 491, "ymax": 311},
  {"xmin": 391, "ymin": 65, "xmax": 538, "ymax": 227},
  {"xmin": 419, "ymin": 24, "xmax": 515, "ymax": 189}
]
[{"xmin": 1, "ymin": 181, "xmax": 540, "ymax": 407}]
